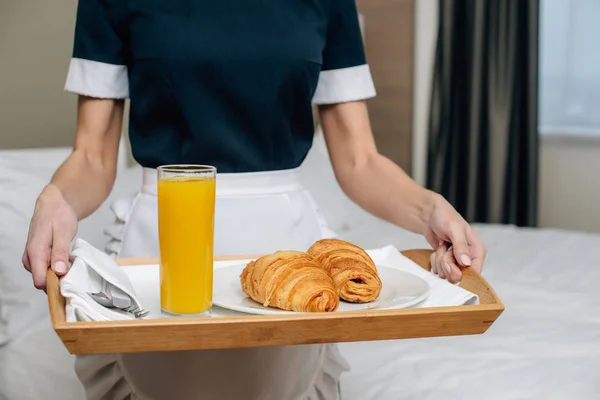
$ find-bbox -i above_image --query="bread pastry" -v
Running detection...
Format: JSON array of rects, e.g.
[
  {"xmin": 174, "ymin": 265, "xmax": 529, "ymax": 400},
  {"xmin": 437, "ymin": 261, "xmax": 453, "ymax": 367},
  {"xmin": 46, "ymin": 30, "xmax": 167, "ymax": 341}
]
[
  {"xmin": 307, "ymin": 239, "xmax": 382, "ymax": 303},
  {"xmin": 240, "ymin": 251, "xmax": 339, "ymax": 312}
]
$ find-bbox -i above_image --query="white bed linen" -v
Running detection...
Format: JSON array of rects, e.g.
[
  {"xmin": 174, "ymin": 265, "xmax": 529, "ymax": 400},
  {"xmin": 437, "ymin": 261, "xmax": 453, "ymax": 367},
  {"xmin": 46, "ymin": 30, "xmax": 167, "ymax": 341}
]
[
  {"xmin": 2, "ymin": 139, "xmax": 600, "ymax": 399},
  {"xmin": 3, "ymin": 222, "xmax": 599, "ymax": 400},
  {"xmin": 338, "ymin": 223, "xmax": 600, "ymax": 400},
  {"xmin": 0, "ymin": 145, "xmax": 140, "ymax": 400},
  {"xmin": 302, "ymin": 129, "xmax": 600, "ymax": 399}
]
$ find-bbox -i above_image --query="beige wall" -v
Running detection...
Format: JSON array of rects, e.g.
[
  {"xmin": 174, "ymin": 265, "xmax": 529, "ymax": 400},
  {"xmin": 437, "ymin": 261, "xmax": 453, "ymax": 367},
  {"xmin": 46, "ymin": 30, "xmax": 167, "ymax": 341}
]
[
  {"xmin": 538, "ymin": 137, "xmax": 600, "ymax": 233},
  {"xmin": 0, "ymin": 1, "xmax": 78, "ymax": 149}
]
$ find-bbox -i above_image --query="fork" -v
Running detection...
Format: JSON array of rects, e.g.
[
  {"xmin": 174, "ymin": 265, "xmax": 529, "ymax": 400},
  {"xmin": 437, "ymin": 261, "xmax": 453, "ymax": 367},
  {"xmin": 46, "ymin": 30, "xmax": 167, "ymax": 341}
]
[{"xmin": 122, "ymin": 304, "xmax": 150, "ymax": 318}]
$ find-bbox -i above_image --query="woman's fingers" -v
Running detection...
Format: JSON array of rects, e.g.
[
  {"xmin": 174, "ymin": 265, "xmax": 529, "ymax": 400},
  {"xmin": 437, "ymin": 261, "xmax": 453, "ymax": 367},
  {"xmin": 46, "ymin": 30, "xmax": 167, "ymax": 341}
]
[
  {"xmin": 437, "ymin": 257, "xmax": 448, "ymax": 279},
  {"xmin": 22, "ymin": 249, "xmax": 31, "ymax": 272},
  {"xmin": 430, "ymin": 243, "xmax": 448, "ymax": 278},
  {"xmin": 23, "ymin": 186, "xmax": 79, "ymax": 291},
  {"xmin": 466, "ymin": 227, "xmax": 486, "ymax": 274},
  {"xmin": 447, "ymin": 223, "xmax": 472, "ymax": 268},
  {"xmin": 51, "ymin": 227, "xmax": 72, "ymax": 275},
  {"xmin": 429, "ymin": 251, "xmax": 437, "ymax": 275},
  {"xmin": 442, "ymin": 246, "xmax": 462, "ymax": 283},
  {"xmin": 429, "ymin": 243, "xmax": 463, "ymax": 283},
  {"xmin": 27, "ymin": 236, "xmax": 51, "ymax": 290}
]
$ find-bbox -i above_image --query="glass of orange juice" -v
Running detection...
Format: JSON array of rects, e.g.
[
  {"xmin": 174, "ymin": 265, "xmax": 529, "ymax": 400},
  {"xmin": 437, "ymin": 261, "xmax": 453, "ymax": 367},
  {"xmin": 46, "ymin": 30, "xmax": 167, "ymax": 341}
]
[{"xmin": 157, "ymin": 165, "xmax": 216, "ymax": 317}]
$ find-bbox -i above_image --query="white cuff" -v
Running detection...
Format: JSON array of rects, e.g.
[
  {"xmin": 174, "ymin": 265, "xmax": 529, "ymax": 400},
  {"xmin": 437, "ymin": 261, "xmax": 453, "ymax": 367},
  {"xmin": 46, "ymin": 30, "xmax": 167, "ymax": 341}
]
[
  {"xmin": 312, "ymin": 64, "xmax": 376, "ymax": 105},
  {"xmin": 64, "ymin": 58, "xmax": 129, "ymax": 99}
]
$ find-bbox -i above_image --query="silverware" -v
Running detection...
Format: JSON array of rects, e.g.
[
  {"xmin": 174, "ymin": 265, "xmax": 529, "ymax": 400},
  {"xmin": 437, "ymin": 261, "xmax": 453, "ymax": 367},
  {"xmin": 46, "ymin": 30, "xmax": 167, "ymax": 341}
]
[
  {"xmin": 109, "ymin": 285, "xmax": 132, "ymax": 309},
  {"xmin": 88, "ymin": 280, "xmax": 113, "ymax": 307},
  {"xmin": 87, "ymin": 281, "xmax": 149, "ymax": 318},
  {"xmin": 121, "ymin": 304, "xmax": 150, "ymax": 318}
]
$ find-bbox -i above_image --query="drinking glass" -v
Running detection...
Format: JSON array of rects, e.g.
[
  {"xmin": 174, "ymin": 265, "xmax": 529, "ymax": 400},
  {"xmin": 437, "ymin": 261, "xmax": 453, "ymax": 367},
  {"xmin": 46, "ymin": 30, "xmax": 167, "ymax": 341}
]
[{"xmin": 157, "ymin": 165, "xmax": 216, "ymax": 316}]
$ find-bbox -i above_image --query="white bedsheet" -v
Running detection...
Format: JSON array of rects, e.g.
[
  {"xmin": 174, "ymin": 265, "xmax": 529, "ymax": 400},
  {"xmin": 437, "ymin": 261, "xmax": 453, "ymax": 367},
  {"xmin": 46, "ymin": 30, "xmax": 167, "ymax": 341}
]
[
  {"xmin": 2, "ymin": 223, "xmax": 598, "ymax": 400},
  {"xmin": 2, "ymin": 140, "xmax": 599, "ymax": 399},
  {"xmin": 339, "ymin": 223, "xmax": 600, "ymax": 400}
]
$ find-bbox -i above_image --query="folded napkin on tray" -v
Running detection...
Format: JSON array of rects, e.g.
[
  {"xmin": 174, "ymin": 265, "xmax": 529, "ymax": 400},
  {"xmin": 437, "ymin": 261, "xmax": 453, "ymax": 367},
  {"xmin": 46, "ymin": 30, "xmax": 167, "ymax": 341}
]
[
  {"xmin": 365, "ymin": 245, "xmax": 479, "ymax": 307},
  {"xmin": 60, "ymin": 238, "xmax": 145, "ymax": 322}
]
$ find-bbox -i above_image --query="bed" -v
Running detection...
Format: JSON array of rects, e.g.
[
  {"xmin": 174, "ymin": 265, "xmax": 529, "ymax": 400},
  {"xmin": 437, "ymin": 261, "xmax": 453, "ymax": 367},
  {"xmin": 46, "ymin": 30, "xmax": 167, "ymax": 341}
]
[{"xmin": 1, "ymin": 133, "xmax": 599, "ymax": 399}]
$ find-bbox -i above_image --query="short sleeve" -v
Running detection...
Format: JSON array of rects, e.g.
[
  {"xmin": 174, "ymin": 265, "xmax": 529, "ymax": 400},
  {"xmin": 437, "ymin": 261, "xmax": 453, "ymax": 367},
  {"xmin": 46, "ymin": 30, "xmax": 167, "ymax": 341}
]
[
  {"xmin": 312, "ymin": 1, "xmax": 376, "ymax": 105},
  {"xmin": 64, "ymin": 0, "xmax": 129, "ymax": 99}
]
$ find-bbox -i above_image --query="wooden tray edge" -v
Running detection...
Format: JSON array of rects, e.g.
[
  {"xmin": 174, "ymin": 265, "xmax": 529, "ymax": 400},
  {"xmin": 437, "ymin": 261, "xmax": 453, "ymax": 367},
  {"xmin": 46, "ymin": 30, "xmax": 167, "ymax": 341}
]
[{"xmin": 47, "ymin": 249, "xmax": 505, "ymax": 354}]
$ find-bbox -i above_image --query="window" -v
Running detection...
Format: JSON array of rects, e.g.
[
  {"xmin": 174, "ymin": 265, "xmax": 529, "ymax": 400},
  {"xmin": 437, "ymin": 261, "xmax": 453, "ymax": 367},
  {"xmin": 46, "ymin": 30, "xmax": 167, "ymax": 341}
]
[{"xmin": 539, "ymin": 0, "xmax": 600, "ymax": 136}]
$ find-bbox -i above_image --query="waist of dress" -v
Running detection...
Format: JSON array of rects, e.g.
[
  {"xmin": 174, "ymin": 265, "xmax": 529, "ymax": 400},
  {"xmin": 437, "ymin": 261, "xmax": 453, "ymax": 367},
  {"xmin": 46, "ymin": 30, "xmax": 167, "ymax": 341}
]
[{"xmin": 141, "ymin": 167, "xmax": 306, "ymax": 196}]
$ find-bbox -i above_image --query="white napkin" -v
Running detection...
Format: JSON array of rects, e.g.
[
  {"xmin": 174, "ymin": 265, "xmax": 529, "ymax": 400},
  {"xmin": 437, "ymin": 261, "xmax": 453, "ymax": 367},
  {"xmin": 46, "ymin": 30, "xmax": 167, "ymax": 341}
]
[
  {"xmin": 366, "ymin": 245, "xmax": 479, "ymax": 307},
  {"xmin": 60, "ymin": 238, "xmax": 144, "ymax": 322}
]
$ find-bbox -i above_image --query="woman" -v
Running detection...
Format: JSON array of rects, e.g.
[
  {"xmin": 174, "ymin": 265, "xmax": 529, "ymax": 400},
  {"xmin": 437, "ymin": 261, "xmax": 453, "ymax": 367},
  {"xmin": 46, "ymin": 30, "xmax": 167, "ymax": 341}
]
[{"xmin": 23, "ymin": 0, "xmax": 486, "ymax": 399}]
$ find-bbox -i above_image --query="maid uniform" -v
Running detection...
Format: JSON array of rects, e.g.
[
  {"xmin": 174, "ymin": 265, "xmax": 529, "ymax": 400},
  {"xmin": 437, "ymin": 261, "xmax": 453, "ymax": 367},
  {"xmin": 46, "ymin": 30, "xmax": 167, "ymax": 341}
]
[{"xmin": 65, "ymin": 0, "xmax": 375, "ymax": 398}]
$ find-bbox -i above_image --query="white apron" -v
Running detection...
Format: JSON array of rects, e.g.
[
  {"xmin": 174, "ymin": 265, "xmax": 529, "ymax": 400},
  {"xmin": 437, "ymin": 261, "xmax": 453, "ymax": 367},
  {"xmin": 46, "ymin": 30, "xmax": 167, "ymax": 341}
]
[{"xmin": 75, "ymin": 168, "xmax": 349, "ymax": 400}]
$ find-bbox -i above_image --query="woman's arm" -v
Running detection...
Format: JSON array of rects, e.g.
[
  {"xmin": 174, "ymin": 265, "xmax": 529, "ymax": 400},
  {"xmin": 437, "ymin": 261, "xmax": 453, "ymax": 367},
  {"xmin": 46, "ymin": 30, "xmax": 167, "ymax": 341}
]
[
  {"xmin": 318, "ymin": 100, "xmax": 437, "ymax": 234},
  {"xmin": 318, "ymin": 100, "xmax": 486, "ymax": 282},
  {"xmin": 23, "ymin": 96, "xmax": 124, "ymax": 288},
  {"xmin": 48, "ymin": 96, "xmax": 125, "ymax": 219}
]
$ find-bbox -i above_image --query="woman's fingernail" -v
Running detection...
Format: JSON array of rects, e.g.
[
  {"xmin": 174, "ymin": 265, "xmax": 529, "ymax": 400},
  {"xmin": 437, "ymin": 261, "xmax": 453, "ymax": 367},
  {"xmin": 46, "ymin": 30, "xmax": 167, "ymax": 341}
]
[
  {"xmin": 54, "ymin": 261, "xmax": 67, "ymax": 274},
  {"xmin": 461, "ymin": 255, "xmax": 472, "ymax": 266},
  {"xmin": 443, "ymin": 263, "xmax": 452, "ymax": 276}
]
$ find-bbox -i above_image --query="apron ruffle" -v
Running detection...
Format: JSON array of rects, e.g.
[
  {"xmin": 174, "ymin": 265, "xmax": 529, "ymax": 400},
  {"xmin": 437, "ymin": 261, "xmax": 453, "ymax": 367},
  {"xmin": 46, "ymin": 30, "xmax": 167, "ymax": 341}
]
[{"xmin": 103, "ymin": 193, "xmax": 140, "ymax": 257}]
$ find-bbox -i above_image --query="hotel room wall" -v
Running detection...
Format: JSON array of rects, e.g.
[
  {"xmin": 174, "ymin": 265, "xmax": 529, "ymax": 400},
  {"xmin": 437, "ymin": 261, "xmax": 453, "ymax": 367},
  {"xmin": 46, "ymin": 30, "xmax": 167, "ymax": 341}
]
[
  {"xmin": 412, "ymin": 1, "xmax": 600, "ymax": 233},
  {"xmin": 0, "ymin": 1, "xmax": 78, "ymax": 149}
]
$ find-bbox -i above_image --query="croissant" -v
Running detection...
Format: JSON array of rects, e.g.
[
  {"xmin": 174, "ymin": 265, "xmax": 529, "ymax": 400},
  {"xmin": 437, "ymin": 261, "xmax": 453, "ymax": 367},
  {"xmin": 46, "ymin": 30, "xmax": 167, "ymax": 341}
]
[
  {"xmin": 307, "ymin": 239, "xmax": 382, "ymax": 303},
  {"xmin": 240, "ymin": 251, "xmax": 339, "ymax": 312}
]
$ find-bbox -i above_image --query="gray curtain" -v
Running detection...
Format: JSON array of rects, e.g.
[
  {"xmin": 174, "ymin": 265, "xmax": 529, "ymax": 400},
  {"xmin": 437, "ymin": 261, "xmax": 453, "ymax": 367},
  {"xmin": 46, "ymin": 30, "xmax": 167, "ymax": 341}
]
[{"xmin": 426, "ymin": 0, "xmax": 539, "ymax": 226}]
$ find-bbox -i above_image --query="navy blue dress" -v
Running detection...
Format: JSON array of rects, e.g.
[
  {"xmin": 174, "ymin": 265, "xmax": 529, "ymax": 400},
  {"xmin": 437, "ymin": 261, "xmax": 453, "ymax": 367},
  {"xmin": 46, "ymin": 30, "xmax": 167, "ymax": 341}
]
[{"xmin": 65, "ymin": 0, "xmax": 376, "ymax": 173}]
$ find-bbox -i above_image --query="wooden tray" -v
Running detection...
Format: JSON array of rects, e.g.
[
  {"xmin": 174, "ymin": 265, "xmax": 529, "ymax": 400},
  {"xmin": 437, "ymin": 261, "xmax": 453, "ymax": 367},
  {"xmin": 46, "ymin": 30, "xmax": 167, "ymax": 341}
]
[{"xmin": 47, "ymin": 249, "xmax": 504, "ymax": 354}]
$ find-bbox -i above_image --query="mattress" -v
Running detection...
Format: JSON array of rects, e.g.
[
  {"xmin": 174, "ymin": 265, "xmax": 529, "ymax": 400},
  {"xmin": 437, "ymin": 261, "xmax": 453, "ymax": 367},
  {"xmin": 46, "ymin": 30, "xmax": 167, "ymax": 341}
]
[
  {"xmin": 3, "ymin": 223, "xmax": 598, "ymax": 400},
  {"xmin": 2, "ymin": 141, "xmax": 599, "ymax": 399},
  {"xmin": 0, "ymin": 316, "xmax": 85, "ymax": 400},
  {"xmin": 338, "ymin": 223, "xmax": 600, "ymax": 400}
]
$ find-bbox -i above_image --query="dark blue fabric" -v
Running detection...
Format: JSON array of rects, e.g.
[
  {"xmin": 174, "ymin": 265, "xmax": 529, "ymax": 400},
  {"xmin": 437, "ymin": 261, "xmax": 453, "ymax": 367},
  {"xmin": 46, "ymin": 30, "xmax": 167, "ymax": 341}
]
[
  {"xmin": 73, "ymin": 0, "xmax": 128, "ymax": 65},
  {"xmin": 322, "ymin": 0, "xmax": 366, "ymax": 71},
  {"xmin": 71, "ymin": 0, "xmax": 367, "ymax": 172}
]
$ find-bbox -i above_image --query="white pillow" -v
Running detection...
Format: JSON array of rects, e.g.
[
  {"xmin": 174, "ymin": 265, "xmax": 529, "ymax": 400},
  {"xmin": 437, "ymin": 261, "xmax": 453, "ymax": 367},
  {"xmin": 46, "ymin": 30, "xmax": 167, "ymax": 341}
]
[{"xmin": 0, "ymin": 140, "xmax": 138, "ymax": 343}]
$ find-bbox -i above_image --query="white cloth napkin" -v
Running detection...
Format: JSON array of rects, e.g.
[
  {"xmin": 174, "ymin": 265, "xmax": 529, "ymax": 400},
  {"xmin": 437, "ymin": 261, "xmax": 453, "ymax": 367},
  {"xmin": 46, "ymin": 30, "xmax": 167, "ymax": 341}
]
[
  {"xmin": 366, "ymin": 245, "xmax": 479, "ymax": 307},
  {"xmin": 60, "ymin": 238, "xmax": 144, "ymax": 322}
]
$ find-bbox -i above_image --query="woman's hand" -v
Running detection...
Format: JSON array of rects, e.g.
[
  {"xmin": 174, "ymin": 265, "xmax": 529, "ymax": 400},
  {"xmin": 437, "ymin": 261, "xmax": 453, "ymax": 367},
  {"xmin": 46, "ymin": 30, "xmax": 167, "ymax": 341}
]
[
  {"xmin": 22, "ymin": 185, "xmax": 78, "ymax": 290},
  {"xmin": 318, "ymin": 100, "xmax": 486, "ymax": 283},
  {"xmin": 425, "ymin": 196, "xmax": 486, "ymax": 283},
  {"xmin": 22, "ymin": 96, "xmax": 124, "ymax": 290}
]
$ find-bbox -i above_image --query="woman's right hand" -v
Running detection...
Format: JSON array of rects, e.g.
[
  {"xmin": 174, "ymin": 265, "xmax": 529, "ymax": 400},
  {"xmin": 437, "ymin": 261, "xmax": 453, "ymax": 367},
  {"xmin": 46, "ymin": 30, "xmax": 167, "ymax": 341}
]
[{"xmin": 23, "ymin": 184, "xmax": 78, "ymax": 290}]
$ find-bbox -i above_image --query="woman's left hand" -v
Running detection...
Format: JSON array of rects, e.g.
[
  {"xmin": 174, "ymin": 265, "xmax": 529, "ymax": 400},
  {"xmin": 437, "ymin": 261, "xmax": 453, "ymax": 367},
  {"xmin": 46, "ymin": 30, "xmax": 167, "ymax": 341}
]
[
  {"xmin": 316, "ymin": 101, "xmax": 486, "ymax": 282},
  {"xmin": 423, "ymin": 195, "xmax": 486, "ymax": 283}
]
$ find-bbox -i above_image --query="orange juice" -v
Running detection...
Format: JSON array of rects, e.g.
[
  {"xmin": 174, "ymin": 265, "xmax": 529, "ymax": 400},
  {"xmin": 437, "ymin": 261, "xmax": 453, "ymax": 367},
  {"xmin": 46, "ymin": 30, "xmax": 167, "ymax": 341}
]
[{"xmin": 157, "ymin": 172, "xmax": 216, "ymax": 315}]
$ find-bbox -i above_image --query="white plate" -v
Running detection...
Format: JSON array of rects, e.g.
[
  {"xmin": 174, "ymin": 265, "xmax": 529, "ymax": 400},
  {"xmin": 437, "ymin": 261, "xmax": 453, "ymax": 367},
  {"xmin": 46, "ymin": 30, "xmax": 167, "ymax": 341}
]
[{"xmin": 212, "ymin": 263, "xmax": 430, "ymax": 315}]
